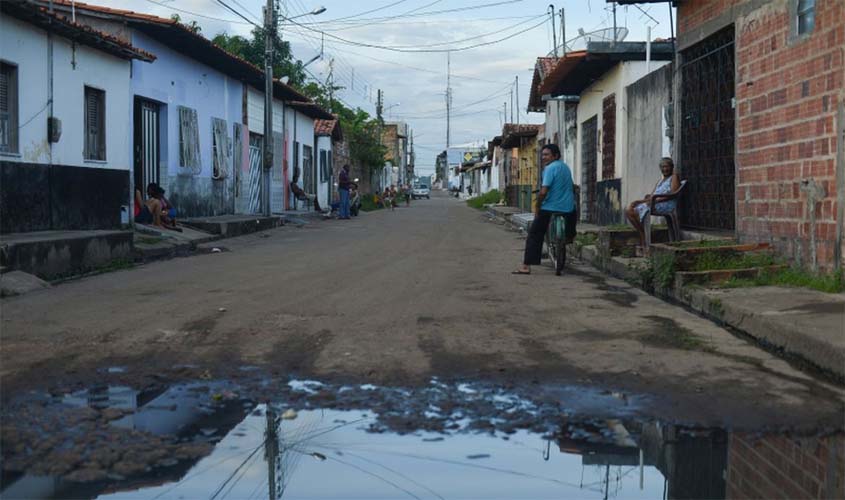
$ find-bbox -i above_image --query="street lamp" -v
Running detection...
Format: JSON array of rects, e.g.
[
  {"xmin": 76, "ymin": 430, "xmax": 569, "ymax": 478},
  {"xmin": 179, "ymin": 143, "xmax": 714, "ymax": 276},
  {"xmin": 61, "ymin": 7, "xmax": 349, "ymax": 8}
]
[
  {"xmin": 281, "ymin": 5, "xmax": 326, "ymax": 21},
  {"xmin": 385, "ymin": 103, "xmax": 400, "ymax": 119},
  {"xmin": 262, "ymin": 3, "xmax": 326, "ymax": 216}
]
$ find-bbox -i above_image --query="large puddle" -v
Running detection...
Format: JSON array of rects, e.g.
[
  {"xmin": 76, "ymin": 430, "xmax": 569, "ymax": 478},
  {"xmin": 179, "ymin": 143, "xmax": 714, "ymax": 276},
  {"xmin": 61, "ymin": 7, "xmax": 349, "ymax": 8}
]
[{"xmin": 1, "ymin": 378, "xmax": 843, "ymax": 499}]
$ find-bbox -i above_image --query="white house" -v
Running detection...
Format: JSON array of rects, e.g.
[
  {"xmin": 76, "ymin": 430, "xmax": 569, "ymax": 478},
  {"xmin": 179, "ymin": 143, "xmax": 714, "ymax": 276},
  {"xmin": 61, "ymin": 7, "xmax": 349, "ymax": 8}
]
[
  {"xmin": 314, "ymin": 118, "xmax": 342, "ymax": 210},
  {"xmin": 535, "ymin": 42, "xmax": 673, "ymax": 224},
  {"xmin": 0, "ymin": 1, "xmax": 154, "ymax": 233}
]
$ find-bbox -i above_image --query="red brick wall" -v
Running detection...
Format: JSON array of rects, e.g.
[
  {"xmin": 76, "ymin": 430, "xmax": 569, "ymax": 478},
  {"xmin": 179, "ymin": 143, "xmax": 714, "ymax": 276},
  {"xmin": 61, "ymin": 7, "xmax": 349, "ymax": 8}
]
[
  {"xmin": 726, "ymin": 433, "xmax": 844, "ymax": 499},
  {"xmin": 678, "ymin": 0, "xmax": 845, "ymax": 270}
]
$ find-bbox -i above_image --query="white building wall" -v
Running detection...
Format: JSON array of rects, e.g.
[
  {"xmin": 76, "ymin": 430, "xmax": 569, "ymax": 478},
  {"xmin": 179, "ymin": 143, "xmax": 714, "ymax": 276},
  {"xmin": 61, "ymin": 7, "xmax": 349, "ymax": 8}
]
[
  {"xmin": 575, "ymin": 61, "xmax": 669, "ymax": 190},
  {"xmin": 1, "ymin": 17, "xmax": 131, "ymax": 170},
  {"xmin": 315, "ymin": 135, "xmax": 332, "ymax": 209}
]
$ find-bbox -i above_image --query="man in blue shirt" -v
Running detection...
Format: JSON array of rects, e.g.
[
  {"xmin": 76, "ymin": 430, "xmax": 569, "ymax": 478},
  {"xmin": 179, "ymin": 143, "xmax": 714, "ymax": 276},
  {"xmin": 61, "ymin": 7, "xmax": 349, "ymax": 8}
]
[{"xmin": 513, "ymin": 143, "xmax": 577, "ymax": 274}]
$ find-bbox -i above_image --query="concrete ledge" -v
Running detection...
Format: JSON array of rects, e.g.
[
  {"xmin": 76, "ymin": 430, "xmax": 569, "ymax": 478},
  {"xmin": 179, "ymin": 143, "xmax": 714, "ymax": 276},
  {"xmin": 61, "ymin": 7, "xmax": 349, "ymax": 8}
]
[
  {"xmin": 0, "ymin": 230, "xmax": 133, "ymax": 281},
  {"xmin": 569, "ymin": 239, "xmax": 845, "ymax": 381},
  {"xmin": 684, "ymin": 287, "xmax": 845, "ymax": 379},
  {"xmin": 181, "ymin": 215, "xmax": 284, "ymax": 237}
]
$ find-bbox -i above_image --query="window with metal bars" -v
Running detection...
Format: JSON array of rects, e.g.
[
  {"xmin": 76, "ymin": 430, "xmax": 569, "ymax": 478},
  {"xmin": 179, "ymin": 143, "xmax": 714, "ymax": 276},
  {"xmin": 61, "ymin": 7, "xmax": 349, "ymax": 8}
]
[
  {"xmin": 797, "ymin": 0, "xmax": 815, "ymax": 35},
  {"xmin": 0, "ymin": 62, "xmax": 18, "ymax": 154},
  {"xmin": 84, "ymin": 86, "xmax": 105, "ymax": 161}
]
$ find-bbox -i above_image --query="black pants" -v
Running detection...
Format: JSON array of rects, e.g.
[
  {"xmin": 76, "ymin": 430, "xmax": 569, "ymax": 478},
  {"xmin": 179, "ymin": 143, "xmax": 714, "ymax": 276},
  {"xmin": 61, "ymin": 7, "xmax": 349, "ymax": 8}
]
[{"xmin": 523, "ymin": 210, "xmax": 577, "ymax": 265}]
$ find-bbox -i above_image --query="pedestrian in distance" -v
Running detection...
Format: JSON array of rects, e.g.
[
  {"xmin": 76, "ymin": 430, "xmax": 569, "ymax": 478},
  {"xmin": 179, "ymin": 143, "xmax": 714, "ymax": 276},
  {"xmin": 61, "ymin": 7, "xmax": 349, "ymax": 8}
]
[
  {"xmin": 338, "ymin": 164, "xmax": 352, "ymax": 219},
  {"xmin": 513, "ymin": 143, "xmax": 576, "ymax": 275}
]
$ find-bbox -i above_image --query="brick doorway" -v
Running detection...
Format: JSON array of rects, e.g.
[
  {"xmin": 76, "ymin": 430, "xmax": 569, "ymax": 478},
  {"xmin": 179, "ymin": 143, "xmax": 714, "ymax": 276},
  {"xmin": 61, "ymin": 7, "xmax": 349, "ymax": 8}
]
[{"xmin": 680, "ymin": 26, "xmax": 736, "ymax": 231}]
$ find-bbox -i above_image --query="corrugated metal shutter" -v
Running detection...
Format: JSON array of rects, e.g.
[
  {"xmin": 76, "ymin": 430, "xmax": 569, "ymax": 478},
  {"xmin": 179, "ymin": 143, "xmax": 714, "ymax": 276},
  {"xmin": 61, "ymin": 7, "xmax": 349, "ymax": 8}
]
[{"xmin": 0, "ymin": 64, "xmax": 10, "ymax": 152}]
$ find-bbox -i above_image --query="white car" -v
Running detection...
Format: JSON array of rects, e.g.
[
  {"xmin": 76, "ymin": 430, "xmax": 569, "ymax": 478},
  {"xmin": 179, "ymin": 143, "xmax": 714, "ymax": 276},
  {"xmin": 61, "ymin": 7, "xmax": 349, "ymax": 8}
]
[{"xmin": 412, "ymin": 185, "xmax": 430, "ymax": 199}]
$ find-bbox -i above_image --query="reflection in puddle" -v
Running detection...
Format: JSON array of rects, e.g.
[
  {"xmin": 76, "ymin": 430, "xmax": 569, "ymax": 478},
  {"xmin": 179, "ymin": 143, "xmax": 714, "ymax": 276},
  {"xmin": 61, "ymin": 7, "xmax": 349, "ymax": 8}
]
[
  {"xmin": 0, "ymin": 379, "xmax": 842, "ymax": 499},
  {"xmin": 101, "ymin": 407, "xmax": 668, "ymax": 499}
]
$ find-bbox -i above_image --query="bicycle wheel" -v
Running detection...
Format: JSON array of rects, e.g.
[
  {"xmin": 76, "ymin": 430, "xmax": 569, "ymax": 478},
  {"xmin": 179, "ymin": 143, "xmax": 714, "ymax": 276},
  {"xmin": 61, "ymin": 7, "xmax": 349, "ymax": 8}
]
[
  {"xmin": 545, "ymin": 229, "xmax": 557, "ymax": 270},
  {"xmin": 555, "ymin": 236, "xmax": 566, "ymax": 275}
]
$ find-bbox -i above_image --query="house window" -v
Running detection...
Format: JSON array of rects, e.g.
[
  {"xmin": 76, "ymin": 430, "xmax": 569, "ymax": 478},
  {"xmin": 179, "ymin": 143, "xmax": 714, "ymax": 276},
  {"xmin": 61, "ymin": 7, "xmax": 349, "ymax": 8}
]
[
  {"xmin": 178, "ymin": 106, "xmax": 201, "ymax": 173},
  {"xmin": 0, "ymin": 62, "xmax": 18, "ymax": 154},
  {"xmin": 211, "ymin": 117, "xmax": 229, "ymax": 179},
  {"xmin": 319, "ymin": 149, "xmax": 327, "ymax": 181},
  {"xmin": 84, "ymin": 86, "xmax": 105, "ymax": 161},
  {"xmin": 303, "ymin": 144, "xmax": 313, "ymax": 192},
  {"xmin": 797, "ymin": 0, "xmax": 815, "ymax": 35}
]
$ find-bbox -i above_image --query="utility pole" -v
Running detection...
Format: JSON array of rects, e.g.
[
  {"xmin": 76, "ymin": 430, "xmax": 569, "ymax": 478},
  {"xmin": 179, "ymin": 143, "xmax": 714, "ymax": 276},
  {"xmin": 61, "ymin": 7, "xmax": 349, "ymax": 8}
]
[
  {"xmin": 376, "ymin": 89, "xmax": 383, "ymax": 190},
  {"xmin": 327, "ymin": 58, "xmax": 334, "ymax": 113},
  {"xmin": 515, "ymin": 75, "xmax": 520, "ymax": 124},
  {"xmin": 560, "ymin": 8, "xmax": 566, "ymax": 56},
  {"xmin": 265, "ymin": 404, "xmax": 278, "ymax": 500},
  {"xmin": 612, "ymin": 1, "xmax": 617, "ymax": 43},
  {"xmin": 262, "ymin": 0, "xmax": 274, "ymax": 217},
  {"xmin": 510, "ymin": 88, "xmax": 514, "ymax": 123},
  {"xmin": 446, "ymin": 51, "xmax": 451, "ymax": 149},
  {"xmin": 549, "ymin": 4, "xmax": 557, "ymax": 58}
]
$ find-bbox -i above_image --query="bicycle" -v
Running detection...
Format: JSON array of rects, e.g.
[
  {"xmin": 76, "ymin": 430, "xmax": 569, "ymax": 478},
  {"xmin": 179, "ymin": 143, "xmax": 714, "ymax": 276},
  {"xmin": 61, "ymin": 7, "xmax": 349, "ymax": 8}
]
[{"xmin": 544, "ymin": 212, "xmax": 568, "ymax": 276}]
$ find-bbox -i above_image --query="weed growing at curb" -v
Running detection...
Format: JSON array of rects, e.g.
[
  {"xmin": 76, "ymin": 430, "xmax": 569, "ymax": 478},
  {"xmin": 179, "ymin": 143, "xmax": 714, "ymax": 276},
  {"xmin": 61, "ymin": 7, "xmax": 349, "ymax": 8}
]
[
  {"xmin": 721, "ymin": 267, "xmax": 844, "ymax": 293},
  {"xmin": 467, "ymin": 190, "xmax": 502, "ymax": 210},
  {"xmin": 691, "ymin": 251, "xmax": 777, "ymax": 272}
]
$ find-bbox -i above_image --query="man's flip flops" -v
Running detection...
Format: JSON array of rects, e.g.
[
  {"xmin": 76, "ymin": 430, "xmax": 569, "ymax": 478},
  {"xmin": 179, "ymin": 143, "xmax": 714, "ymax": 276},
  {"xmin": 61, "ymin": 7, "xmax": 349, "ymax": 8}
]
[{"xmin": 511, "ymin": 270, "xmax": 531, "ymax": 275}]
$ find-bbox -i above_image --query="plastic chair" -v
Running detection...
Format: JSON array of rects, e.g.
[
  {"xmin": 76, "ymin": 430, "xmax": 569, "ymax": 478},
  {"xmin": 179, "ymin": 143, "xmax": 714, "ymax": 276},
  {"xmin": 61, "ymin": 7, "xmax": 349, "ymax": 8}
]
[{"xmin": 644, "ymin": 179, "xmax": 687, "ymax": 248}]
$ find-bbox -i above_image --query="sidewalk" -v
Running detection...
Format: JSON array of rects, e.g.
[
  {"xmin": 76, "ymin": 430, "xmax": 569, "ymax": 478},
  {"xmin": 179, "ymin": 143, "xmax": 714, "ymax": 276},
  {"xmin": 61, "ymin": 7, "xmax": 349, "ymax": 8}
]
[
  {"xmin": 573, "ymin": 243, "xmax": 845, "ymax": 381},
  {"xmin": 133, "ymin": 224, "xmax": 221, "ymax": 261},
  {"xmin": 486, "ymin": 207, "xmax": 845, "ymax": 381}
]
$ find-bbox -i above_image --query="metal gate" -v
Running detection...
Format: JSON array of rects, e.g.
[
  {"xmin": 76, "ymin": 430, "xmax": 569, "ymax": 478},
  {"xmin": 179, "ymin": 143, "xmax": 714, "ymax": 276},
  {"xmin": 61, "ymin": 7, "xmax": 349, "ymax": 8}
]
[
  {"xmin": 581, "ymin": 115, "xmax": 598, "ymax": 223},
  {"xmin": 133, "ymin": 98, "xmax": 159, "ymax": 192},
  {"xmin": 247, "ymin": 133, "xmax": 263, "ymax": 214},
  {"xmin": 680, "ymin": 26, "xmax": 736, "ymax": 230}
]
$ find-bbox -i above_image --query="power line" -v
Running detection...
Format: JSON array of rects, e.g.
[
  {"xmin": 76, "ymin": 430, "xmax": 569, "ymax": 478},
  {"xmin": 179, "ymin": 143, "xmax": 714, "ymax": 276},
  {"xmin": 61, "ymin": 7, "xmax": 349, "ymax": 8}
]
[
  {"xmin": 318, "ymin": 0, "xmax": 413, "ymax": 23},
  {"xmin": 286, "ymin": 16, "xmax": 548, "ymax": 53},
  {"xmin": 284, "ymin": 0, "xmax": 525, "ymax": 27},
  {"xmin": 213, "ymin": 0, "xmax": 260, "ymax": 27},
  {"xmin": 142, "ymin": 0, "xmax": 253, "ymax": 25}
]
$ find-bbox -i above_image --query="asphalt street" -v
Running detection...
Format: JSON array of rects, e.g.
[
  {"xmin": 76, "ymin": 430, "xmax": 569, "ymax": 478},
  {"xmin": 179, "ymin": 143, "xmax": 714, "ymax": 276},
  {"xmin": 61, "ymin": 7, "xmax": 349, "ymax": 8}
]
[{"xmin": 1, "ymin": 191, "xmax": 843, "ymax": 429}]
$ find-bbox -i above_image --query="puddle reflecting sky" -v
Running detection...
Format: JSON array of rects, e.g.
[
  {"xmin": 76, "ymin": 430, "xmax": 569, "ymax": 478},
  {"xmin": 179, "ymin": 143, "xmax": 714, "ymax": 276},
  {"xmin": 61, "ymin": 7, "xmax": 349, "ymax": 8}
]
[
  {"xmin": 100, "ymin": 407, "xmax": 666, "ymax": 500},
  {"xmin": 1, "ymin": 378, "xmax": 842, "ymax": 500}
]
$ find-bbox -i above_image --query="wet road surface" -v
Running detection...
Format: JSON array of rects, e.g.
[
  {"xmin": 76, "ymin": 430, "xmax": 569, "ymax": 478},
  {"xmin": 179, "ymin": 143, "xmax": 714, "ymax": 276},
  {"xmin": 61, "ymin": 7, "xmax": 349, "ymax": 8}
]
[{"xmin": 1, "ymin": 192, "xmax": 843, "ymax": 498}]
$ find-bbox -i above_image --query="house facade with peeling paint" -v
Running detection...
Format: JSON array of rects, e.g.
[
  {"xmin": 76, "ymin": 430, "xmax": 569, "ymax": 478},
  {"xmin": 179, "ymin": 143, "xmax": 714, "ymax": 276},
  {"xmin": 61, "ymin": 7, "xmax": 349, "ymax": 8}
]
[{"xmin": 0, "ymin": 2, "xmax": 154, "ymax": 234}]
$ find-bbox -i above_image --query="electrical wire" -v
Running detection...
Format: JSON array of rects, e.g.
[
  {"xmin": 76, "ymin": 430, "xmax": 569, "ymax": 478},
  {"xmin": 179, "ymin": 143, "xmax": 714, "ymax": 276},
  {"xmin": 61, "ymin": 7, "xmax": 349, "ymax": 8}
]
[
  {"xmin": 285, "ymin": 0, "xmax": 525, "ymax": 27},
  {"xmin": 142, "ymin": 0, "xmax": 253, "ymax": 25},
  {"xmin": 213, "ymin": 0, "xmax": 259, "ymax": 27},
  {"xmin": 286, "ymin": 16, "xmax": 549, "ymax": 53}
]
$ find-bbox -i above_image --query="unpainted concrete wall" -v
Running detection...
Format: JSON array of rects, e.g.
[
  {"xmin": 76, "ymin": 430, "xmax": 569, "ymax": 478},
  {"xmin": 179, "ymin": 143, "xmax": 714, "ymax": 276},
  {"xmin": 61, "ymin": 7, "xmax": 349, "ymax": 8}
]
[{"xmin": 625, "ymin": 64, "xmax": 674, "ymax": 211}]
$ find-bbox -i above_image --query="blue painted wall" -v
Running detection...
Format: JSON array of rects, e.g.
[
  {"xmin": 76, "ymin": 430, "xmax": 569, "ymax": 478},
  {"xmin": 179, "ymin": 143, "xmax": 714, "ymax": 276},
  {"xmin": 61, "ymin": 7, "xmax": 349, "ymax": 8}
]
[{"xmin": 129, "ymin": 32, "xmax": 244, "ymax": 218}]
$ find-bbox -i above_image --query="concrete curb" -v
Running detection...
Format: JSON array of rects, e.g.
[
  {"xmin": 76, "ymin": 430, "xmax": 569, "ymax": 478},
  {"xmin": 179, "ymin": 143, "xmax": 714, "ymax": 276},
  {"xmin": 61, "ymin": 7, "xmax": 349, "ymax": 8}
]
[{"xmin": 488, "ymin": 211, "xmax": 845, "ymax": 381}]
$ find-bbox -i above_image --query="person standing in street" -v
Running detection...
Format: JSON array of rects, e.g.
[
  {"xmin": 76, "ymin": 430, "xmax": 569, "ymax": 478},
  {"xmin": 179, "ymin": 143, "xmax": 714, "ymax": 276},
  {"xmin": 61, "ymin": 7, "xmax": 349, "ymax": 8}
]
[
  {"xmin": 338, "ymin": 164, "xmax": 351, "ymax": 219},
  {"xmin": 513, "ymin": 143, "xmax": 576, "ymax": 275}
]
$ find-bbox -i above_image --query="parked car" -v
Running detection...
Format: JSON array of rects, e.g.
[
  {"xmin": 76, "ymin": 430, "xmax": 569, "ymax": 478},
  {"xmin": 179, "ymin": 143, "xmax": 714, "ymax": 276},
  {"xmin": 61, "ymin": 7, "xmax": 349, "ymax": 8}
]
[{"xmin": 412, "ymin": 185, "xmax": 430, "ymax": 199}]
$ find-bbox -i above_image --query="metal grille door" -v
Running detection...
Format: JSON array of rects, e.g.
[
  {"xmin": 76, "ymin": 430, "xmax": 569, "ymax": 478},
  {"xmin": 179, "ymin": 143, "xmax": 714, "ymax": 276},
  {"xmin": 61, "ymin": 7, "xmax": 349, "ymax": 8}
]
[
  {"xmin": 581, "ymin": 115, "xmax": 598, "ymax": 223},
  {"xmin": 133, "ymin": 99, "xmax": 159, "ymax": 191},
  {"xmin": 602, "ymin": 94, "xmax": 616, "ymax": 180},
  {"xmin": 680, "ymin": 26, "xmax": 736, "ymax": 230},
  {"xmin": 247, "ymin": 133, "xmax": 263, "ymax": 214}
]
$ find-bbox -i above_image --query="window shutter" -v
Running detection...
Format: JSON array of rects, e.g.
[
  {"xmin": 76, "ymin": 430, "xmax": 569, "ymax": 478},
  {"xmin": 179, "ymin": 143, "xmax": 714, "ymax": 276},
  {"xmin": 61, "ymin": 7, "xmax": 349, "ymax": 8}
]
[
  {"xmin": 97, "ymin": 91, "xmax": 105, "ymax": 160},
  {"xmin": 0, "ymin": 68, "xmax": 8, "ymax": 114}
]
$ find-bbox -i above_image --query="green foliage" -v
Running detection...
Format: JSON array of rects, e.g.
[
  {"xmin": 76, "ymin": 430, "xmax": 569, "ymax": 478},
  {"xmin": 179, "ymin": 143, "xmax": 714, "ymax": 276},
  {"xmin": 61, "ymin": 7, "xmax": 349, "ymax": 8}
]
[
  {"xmin": 691, "ymin": 251, "xmax": 777, "ymax": 272},
  {"xmin": 466, "ymin": 190, "xmax": 501, "ymax": 209},
  {"xmin": 170, "ymin": 14, "xmax": 202, "ymax": 34},
  {"xmin": 211, "ymin": 29, "xmax": 386, "ymax": 175},
  {"xmin": 212, "ymin": 29, "xmax": 307, "ymax": 88},
  {"xmin": 573, "ymin": 232, "xmax": 598, "ymax": 248},
  {"xmin": 651, "ymin": 252, "xmax": 677, "ymax": 289},
  {"xmin": 359, "ymin": 194, "xmax": 383, "ymax": 212},
  {"xmin": 669, "ymin": 239, "xmax": 736, "ymax": 249},
  {"xmin": 722, "ymin": 267, "xmax": 845, "ymax": 293},
  {"xmin": 605, "ymin": 223, "xmax": 632, "ymax": 231}
]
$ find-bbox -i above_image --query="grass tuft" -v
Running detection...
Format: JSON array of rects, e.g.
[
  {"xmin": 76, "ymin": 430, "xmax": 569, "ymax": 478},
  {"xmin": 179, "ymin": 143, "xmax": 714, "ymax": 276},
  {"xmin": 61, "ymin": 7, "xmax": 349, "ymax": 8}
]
[
  {"xmin": 722, "ymin": 267, "xmax": 844, "ymax": 294},
  {"xmin": 467, "ymin": 190, "xmax": 502, "ymax": 210}
]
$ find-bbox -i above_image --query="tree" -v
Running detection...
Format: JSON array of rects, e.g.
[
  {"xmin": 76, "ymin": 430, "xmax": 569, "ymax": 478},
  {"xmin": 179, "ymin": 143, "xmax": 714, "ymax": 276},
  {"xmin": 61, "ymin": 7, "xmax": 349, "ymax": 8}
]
[
  {"xmin": 170, "ymin": 14, "xmax": 202, "ymax": 34},
  {"xmin": 212, "ymin": 28, "xmax": 386, "ymax": 187},
  {"xmin": 212, "ymin": 29, "xmax": 307, "ymax": 88}
]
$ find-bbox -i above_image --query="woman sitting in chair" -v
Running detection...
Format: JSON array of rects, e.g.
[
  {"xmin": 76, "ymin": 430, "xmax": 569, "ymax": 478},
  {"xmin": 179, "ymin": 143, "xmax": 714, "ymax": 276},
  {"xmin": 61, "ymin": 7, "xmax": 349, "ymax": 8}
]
[{"xmin": 625, "ymin": 157, "xmax": 680, "ymax": 255}]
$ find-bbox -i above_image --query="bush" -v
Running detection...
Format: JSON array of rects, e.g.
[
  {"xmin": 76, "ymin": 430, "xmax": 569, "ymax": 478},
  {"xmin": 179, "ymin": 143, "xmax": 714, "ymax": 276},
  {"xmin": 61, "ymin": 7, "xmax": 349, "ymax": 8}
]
[
  {"xmin": 466, "ymin": 190, "xmax": 501, "ymax": 210},
  {"xmin": 360, "ymin": 194, "xmax": 383, "ymax": 212}
]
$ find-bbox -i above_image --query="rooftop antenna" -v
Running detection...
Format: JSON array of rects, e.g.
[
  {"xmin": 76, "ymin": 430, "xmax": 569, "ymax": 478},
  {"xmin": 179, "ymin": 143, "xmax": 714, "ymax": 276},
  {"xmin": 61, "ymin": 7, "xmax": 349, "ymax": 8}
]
[{"xmin": 549, "ymin": 4, "xmax": 558, "ymax": 58}]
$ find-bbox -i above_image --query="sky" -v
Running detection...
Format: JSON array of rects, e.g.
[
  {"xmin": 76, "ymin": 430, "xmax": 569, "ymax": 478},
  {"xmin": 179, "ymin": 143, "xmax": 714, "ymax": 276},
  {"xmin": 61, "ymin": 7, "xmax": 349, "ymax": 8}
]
[{"xmin": 108, "ymin": 0, "xmax": 676, "ymax": 175}]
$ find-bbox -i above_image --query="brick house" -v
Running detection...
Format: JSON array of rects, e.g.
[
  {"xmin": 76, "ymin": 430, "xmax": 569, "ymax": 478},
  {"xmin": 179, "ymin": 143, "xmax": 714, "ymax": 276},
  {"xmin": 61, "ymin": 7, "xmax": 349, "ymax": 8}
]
[{"xmin": 622, "ymin": 0, "xmax": 843, "ymax": 271}]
